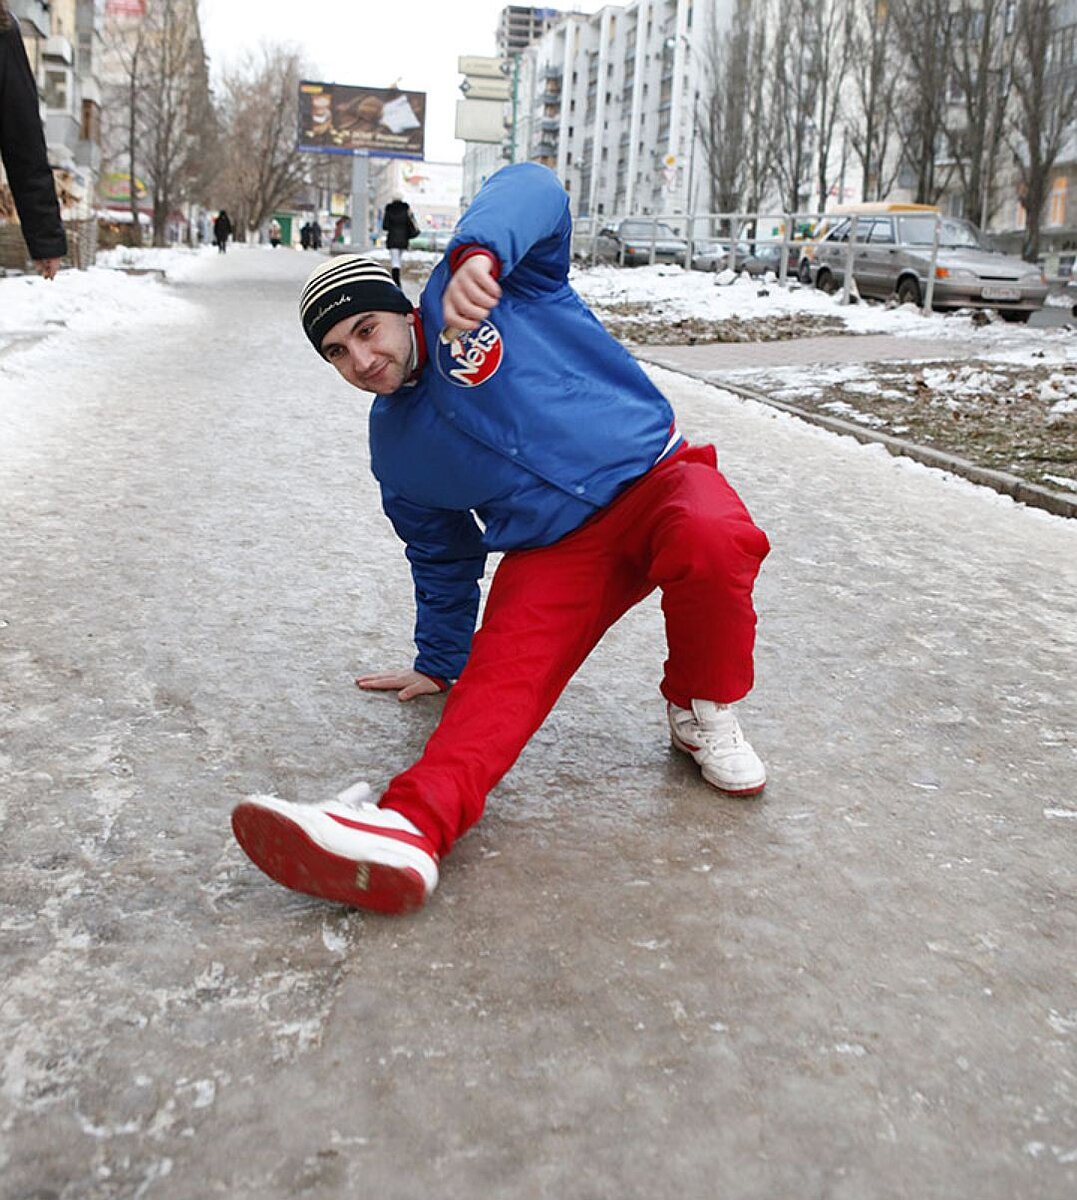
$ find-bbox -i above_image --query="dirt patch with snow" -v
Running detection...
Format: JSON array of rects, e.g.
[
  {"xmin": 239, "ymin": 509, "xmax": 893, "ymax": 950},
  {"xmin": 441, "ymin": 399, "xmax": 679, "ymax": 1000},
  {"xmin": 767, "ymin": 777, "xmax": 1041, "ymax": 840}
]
[
  {"xmin": 594, "ymin": 304, "xmax": 847, "ymax": 345},
  {"xmin": 761, "ymin": 360, "xmax": 1077, "ymax": 494}
]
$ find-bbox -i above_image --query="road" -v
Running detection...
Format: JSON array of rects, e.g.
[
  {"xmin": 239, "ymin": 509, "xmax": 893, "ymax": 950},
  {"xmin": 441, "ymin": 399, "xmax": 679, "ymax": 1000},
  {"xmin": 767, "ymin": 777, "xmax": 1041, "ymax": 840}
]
[{"xmin": 2, "ymin": 248, "xmax": 1076, "ymax": 1199}]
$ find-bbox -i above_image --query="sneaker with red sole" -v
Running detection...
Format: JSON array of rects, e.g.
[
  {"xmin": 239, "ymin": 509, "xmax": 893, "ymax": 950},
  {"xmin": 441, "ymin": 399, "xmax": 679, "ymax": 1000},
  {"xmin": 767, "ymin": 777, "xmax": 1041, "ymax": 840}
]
[
  {"xmin": 231, "ymin": 781, "xmax": 439, "ymax": 915},
  {"xmin": 668, "ymin": 700, "xmax": 767, "ymax": 796}
]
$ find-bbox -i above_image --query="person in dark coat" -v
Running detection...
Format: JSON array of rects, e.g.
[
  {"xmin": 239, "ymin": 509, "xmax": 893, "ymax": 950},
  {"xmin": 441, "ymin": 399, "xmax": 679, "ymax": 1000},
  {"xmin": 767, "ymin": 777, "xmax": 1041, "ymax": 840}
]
[
  {"xmin": 0, "ymin": 1, "xmax": 67, "ymax": 278},
  {"xmin": 381, "ymin": 196, "xmax": 418, "ymax": 286},
  {"xmin": 213, "ymin": 210, "xmax": 232, "ymax": 253}
]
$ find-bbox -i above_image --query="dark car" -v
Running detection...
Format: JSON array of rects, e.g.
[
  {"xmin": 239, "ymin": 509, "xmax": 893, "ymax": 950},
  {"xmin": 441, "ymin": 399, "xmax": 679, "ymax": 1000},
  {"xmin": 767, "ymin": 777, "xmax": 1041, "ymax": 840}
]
[{"xmin": 592, "ymin": 219, "xmax": 689, "ymax": 267}]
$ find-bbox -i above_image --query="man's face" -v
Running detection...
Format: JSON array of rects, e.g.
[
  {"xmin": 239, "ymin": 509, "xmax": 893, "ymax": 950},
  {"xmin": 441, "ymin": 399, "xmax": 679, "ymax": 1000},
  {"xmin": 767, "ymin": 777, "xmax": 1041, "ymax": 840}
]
[{"xmin": 320, "ymin": 310, "xmax": 415, "ymax": 393}]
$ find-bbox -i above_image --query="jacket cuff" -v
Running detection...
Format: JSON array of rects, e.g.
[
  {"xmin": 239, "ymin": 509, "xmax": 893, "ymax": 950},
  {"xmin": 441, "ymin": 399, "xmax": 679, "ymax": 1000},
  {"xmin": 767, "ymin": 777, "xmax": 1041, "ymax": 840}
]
[{"xmin": 448, "ymin": 244, "xmax": 501, "ymax": 280}]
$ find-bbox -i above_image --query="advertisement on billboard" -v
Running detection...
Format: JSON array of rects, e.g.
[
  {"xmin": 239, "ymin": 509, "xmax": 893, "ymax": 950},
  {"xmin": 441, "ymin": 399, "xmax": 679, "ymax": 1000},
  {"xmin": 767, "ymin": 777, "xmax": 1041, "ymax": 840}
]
[{"xmin": 298, "ymin": 81, "xmax": 426, "ymax": 160}]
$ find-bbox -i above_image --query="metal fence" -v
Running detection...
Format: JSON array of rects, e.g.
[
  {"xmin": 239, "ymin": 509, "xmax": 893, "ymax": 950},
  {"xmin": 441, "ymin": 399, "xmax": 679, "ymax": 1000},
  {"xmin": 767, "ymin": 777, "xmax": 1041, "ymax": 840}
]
[{"xmin": 571, "ymin": 210, "xmax": 945, "ymax": 317}]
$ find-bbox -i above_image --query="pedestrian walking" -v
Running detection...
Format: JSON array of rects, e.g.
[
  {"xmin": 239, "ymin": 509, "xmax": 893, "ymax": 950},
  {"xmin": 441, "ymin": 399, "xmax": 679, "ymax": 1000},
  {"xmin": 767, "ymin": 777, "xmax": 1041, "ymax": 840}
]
[
  {"xmin": 269, "ymin": 217, "xmax": 282, "ymax": 248},
  {"xmin": 232, "ymin": 163, "xmax": 770, "ymax": 916},
  {"xmin": 213, "ymin": 209, "xmax": 232, "ymax": 253},
  {"xmin": 0, "ymin": 0, "xmax": 67, "ymax": 278},
  {"xmin": 381, "ymin": 195, "xmax": 419, "ymax": 286}
]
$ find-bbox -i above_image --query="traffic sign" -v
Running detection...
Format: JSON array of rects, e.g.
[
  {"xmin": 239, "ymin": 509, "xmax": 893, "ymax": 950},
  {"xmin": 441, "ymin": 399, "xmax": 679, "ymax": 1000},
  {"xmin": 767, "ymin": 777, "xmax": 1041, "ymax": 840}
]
[
  {"xmin": 458, "ymin": 55, "xmax": 508, "ymax": 78},
  {"xmin": 460, "ymin": 77, "xmax": 511, "ymax": 101}
]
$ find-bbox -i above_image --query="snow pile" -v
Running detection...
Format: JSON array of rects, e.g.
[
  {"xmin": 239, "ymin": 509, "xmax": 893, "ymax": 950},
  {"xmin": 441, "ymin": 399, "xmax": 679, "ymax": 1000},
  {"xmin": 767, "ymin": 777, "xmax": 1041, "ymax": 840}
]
[
  {"xmin": 94, "ymin": 244, "xmax": 218, "ymax": 282},
  {"xmin": 570, "ymin": 262, "xmax": 1077, "ymax": 351},
  {"xmin": 0, "ymin": 247, "xmax": 207, "ymax": 354}
]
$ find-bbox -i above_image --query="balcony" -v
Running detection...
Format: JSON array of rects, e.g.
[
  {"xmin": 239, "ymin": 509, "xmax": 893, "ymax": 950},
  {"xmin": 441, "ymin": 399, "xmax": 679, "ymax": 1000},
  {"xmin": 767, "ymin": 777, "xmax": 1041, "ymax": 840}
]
[
  {"xmin": 43, "ymin": 35, "xmax": 75, "ymax": 65},
  {"xmin": 11, "ymin": 0, "xmax": 50, "ymax": 38}
]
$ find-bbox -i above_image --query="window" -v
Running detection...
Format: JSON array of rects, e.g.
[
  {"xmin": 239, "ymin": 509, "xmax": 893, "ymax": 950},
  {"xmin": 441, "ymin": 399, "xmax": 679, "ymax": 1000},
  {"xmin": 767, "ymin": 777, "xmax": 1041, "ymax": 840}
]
[
  {"xmin": 1047, "ymin": 177, "xmax": 1068, "ymax": 228},
  {"xmin": 44, "ymin": 69, "xmax": 69, "ymax": 109},
  {"xmin": 80, "ymin": 99, "xmax": 100, "ymax": 143},
  {"xmin": 868, "ymin": 218, "xmax": 895, "ymax": 244}
]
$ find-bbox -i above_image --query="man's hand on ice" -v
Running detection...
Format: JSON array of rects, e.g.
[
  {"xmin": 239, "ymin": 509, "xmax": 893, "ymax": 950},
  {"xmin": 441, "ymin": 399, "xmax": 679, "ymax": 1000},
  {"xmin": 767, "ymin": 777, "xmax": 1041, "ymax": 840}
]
[
  {"xmin": 356, "ymin": 670, "xmax": 444, "ymax": 702},
  {"xmin": 442, "ymin": 254, "xmax": 502, "ymax": 332}
]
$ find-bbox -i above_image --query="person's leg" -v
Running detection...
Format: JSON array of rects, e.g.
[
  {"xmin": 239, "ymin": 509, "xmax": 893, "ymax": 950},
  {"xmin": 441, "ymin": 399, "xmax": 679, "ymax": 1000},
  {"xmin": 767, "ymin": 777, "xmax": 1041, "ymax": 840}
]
[
  {"xmin": 390, "ymin": 248, "xmax": 402, "ymax": 287},
  {"xmin": 380, "ymin": 528, "xmax": 651, "ymax": 856},
  {"xmin": 642, "ymin": 447, "xmax": 769, "ymax": 708},
  {"xmin": 635, "ymin": 447, "xmax": 770, "ymax": 794}
]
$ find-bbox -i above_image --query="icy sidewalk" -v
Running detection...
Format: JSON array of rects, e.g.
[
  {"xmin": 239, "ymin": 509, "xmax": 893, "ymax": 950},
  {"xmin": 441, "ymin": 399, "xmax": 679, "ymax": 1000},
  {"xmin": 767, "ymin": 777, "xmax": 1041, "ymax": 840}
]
[{"xmin": 2, "ymin": 247, "xmax": 1076, "ymax": 1199}]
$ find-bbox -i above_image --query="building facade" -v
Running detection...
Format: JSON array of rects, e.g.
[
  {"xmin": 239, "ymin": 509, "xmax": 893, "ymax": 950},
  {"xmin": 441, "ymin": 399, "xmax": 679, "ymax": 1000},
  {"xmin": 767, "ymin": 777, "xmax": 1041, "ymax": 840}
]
[
  {"xmin": 2, "ymin": 0, "xmax": 103, "ymax": 224},
  {"xmin": 463, "ymin": 1, "xmax": 734, "ymax": 220}
]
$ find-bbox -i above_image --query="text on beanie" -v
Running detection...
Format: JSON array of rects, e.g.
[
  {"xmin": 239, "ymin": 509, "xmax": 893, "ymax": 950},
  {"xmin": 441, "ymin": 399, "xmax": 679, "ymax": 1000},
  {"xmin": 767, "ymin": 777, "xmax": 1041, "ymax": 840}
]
[{"xmin": 299, "ymin": 255, "xmax": 412, "ymax": 354}]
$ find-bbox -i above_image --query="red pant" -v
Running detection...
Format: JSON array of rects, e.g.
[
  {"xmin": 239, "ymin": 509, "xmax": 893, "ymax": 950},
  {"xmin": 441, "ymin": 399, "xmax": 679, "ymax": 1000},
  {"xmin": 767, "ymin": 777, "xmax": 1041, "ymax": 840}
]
[{"xmin": 381, "ymin": 444, "xmax": 769, "ymax": 856}]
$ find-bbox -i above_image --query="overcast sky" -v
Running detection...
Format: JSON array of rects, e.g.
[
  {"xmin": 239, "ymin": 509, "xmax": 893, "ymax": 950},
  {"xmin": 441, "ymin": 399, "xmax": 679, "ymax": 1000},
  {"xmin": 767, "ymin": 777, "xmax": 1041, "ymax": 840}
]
[{"xmin": 198, "ymin": 0, "xmax": 608, "ymax": 164}]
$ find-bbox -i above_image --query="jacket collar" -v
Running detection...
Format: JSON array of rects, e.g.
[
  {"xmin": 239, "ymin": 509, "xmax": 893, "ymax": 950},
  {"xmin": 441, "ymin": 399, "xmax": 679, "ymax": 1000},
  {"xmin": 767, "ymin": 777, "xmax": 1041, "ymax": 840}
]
[{"xmin": 404, "ymin": 311, "xmax": 427, "ymax": 386}]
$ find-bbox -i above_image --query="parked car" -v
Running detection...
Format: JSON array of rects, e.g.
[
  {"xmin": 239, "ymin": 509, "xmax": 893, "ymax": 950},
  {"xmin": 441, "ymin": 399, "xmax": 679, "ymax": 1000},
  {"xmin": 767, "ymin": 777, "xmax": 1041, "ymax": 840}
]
[
  {"xmin": 810, "ymin": 212, "xmax": 1048, "ymax": 320},
  {"xmin": 690, "ymin": 239, "xmax": 738, "ymax": 272},
  {"xmin": 794, "ymin": 202, "xmax": 937, "ymax": 284},
  {"xmin": 691, "ymin": 239, "xmax": 789, "ymax": 277},
  {"xmin": 591, "ymin": 219, "xmax": 689, "ymax": 266},
  {"xmin": 410, "ymin": 228, "xmax": 454, "ymax": 252}
]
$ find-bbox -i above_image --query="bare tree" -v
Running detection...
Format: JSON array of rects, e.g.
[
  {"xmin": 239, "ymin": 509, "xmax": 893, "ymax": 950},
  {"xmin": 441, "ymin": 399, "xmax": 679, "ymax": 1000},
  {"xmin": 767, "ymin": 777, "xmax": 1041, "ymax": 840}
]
[
  {"xmin": 140, "ymin": 0, "xmax": 213, "ymax": 245},
  {"xmin": 812, "ymin": 0, "xmax": 856, "ymax": 212},
  {"xmin": 101, "ymin": 9, "xmax": 150, "ymax": 241},
  {"xmin": 696, "ymin": 0, "xmax": 766, "ymax": 214},
  {"xmin": 768, "ymin": 0, "xmax": 820, "ymax": 213},
  {"xmin": 889, "ymin": 0, "xmax": 955, "ymax": 203},
  {"xmin": 847, "ymin": 0, "xmax": 902, "ymax": 201},
  {"xmin": 742, "ymin": 5, "xmax": 774, "ymax": 213},
  {"xmin": 942, "ymin": 0, "xmax": 1015, "ymax": 224},
  {"xmin": 213, "ymin": 46, "xmax": 310, "ymax": 237},
  {"xmin": 102, "ymin": 0, "xmax": 214, "ymax": 246},
  {"xmin": 1008, "ymin": 0, "xmax": 1077, "ymax": 260}
]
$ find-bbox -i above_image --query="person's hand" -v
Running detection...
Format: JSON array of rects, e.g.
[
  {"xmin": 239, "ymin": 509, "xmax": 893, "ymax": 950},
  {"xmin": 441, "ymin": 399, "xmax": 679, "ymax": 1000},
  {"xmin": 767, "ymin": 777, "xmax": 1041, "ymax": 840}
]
[
  {"xmin": 442, "ymin": 254, "xmax": 502, "ymax": 332},
  {"xmin": 33, "ymin": 258, "xmax": 62, "ymax": 280},
  {"xmin": 356, "ymin": 669, "xmax": 444, "ymax": 702}
]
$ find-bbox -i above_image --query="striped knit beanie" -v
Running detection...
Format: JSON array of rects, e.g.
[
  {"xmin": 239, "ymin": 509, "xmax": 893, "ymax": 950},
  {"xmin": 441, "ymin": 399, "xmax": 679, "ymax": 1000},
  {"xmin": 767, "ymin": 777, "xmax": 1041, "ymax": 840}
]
[{"xmin": 299, "ymin": 255, "xmax": 412, "ymax": 354}]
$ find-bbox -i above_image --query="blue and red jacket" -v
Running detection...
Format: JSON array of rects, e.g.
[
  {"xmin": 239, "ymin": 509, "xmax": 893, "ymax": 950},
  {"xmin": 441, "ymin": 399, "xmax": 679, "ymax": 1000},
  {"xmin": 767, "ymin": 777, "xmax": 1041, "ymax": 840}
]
[{"xmin": 369, "ymin": 162, "xmax": 681, "ymax": 683}]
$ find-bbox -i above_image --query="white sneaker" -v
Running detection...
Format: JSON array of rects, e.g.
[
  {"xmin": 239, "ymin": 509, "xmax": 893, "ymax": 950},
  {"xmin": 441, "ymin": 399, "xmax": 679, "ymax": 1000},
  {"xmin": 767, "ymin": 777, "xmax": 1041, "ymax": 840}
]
[
  {"xmin": 668, "ymin": 701, "xmax": 767, "ymax": 796},
  {"xmin": 231, "ymin": 781, "xmax": 439, "ymax": 914}
]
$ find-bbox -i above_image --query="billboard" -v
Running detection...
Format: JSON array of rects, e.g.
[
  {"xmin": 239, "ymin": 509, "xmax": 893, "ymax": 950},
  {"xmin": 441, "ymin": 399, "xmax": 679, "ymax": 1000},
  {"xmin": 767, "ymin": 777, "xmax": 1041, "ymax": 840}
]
[{"xmin": 298, "ymin": 81, "xmax": 426, "ymax": 160}]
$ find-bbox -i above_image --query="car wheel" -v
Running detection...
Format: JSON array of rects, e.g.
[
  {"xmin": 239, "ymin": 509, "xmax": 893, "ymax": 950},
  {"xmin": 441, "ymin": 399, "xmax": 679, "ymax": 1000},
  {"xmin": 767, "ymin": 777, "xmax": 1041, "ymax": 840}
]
[
  {"xmin": 798, "ymin": 259, "xmax": 812, "ymax": 285},
  {"xmin": 816, "ymin": 267, "xmax": 838, "ymax": 294},
  {"xmin": 896, "ymin": 277, "xmax": 922, "ymax": 308},
  {"xmin": 998, "ymin": 310, "xmax": 1031, "ymax": 323}
]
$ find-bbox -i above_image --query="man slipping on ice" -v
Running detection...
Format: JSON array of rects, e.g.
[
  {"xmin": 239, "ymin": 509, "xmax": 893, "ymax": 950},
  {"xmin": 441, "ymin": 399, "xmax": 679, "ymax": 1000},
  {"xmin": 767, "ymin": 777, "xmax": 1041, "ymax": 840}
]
[{"xmin": 231, "ymin": 163, "xmax": 770, "ymax": 915}]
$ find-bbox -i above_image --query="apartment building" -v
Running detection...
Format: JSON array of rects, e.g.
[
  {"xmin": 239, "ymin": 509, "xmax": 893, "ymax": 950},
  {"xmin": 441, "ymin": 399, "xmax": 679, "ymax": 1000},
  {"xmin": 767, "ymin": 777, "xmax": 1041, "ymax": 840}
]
[
  {"xmin": 3, "ymin": 0, "xmax": 104, "ymax": 221},
  {"xmin": 464, "ymin": 1, "xmax": 734, "ymax": 219},
  {"xmin": 498, "ymin": 4, "xmax": 564, "ymax": 55},
  {"xmin": 531, "ymin": 1, "xmax": 731, "ymax": 217}
]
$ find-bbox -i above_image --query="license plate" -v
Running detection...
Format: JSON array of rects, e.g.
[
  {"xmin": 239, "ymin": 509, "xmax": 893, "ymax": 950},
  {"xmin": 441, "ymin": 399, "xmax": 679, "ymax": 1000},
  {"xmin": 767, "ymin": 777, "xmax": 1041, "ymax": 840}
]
[{"xmin": 982, "ymin": 286, "xmax": 1021, "ymax": 301}]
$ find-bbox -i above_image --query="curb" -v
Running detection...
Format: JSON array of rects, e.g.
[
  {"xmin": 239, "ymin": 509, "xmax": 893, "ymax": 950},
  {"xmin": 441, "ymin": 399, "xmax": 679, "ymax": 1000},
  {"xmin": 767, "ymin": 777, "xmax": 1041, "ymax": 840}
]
[{"xmin": 636, "ymin": 354, "xmax": 1077, "ymax": 521}]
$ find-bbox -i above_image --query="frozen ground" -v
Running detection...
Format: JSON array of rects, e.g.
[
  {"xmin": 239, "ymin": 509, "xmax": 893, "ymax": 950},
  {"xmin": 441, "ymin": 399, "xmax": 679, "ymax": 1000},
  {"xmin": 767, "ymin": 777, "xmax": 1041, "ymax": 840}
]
[{"xmin": 1, "ymin": 246, "xmax": 1076, "ymax": 1198}]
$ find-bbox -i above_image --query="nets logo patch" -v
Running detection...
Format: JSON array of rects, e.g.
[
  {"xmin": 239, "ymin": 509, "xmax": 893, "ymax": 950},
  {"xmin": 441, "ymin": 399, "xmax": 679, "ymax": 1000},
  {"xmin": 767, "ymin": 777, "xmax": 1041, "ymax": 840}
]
[{"xmin": 435, "ymin": 320, "xmax": 503, "ymax": 388}]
